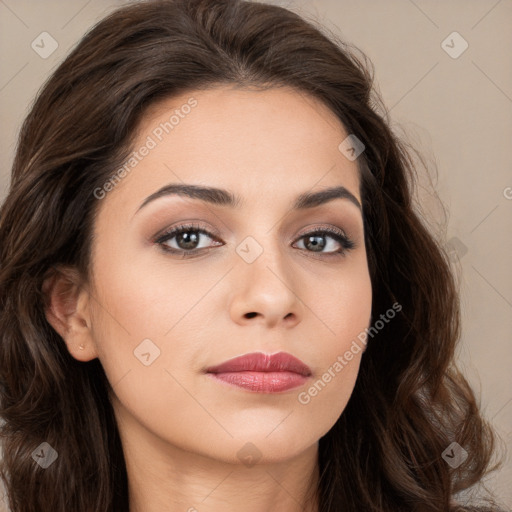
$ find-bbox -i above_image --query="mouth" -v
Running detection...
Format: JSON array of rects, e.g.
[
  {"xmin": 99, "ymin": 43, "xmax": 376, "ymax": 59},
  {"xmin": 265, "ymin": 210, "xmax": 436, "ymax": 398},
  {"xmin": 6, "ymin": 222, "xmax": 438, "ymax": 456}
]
[{"xmin": 205, "ymin": 352, "xmax": 312, "ymax": 393}]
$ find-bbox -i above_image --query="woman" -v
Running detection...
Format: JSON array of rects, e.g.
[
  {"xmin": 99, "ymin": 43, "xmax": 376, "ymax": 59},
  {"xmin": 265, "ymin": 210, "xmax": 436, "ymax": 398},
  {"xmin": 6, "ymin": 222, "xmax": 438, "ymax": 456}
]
[{"xmin": 0, "ymin": 0, "xmax": 505, "ymax": 510}]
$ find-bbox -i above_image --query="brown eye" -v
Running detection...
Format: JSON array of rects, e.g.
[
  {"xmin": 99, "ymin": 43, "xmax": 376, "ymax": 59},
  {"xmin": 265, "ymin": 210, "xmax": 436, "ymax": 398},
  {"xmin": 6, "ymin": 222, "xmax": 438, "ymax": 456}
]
[{"xmin": 155, "ymin": 224, "xmax": 223, "ymax": 255}]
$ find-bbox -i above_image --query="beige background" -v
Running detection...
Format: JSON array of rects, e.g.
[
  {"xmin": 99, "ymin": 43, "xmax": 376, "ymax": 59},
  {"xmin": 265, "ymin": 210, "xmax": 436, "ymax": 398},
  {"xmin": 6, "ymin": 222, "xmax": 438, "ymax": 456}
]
[{"xmin": 0, "ymin": 0, "xmax": 511, "ymax": 509}]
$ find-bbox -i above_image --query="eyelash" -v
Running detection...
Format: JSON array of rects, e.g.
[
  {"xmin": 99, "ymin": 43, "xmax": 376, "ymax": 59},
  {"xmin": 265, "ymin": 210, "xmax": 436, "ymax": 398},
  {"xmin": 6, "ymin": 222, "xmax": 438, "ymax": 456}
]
[{"xmin": 154, "ymin": 223, "xmax": 356, "ymax": 259}]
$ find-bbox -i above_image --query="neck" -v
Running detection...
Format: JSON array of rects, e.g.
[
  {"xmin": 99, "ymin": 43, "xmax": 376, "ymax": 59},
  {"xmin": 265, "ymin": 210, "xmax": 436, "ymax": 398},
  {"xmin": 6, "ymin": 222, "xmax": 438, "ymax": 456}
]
[
  {"xmin": 116, "ymin": 407, "xmax": 320, "ymax": 512},
  {"xmin": 127, "ymin": 440, "xmax": 320, "ymax": 512}
]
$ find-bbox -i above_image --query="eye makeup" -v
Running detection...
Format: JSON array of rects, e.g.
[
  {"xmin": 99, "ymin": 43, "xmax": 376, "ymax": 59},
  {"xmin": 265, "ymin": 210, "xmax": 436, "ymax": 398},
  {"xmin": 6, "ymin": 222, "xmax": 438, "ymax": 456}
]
[{"xmin": 152, "ymin": 222, "xmax": 356, "ymax": 259}]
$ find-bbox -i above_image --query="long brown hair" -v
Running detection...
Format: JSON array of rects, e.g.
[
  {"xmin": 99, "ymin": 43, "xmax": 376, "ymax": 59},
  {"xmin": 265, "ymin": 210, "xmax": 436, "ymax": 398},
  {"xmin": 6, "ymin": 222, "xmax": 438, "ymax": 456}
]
[{"xmin": 0, "ymin": 0, "xmax": 504, "ymax": 510}]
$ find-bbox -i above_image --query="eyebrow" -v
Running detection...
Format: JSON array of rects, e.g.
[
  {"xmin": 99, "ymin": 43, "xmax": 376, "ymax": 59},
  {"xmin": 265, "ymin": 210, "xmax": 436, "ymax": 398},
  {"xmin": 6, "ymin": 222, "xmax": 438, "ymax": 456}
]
[{"xmin": 135, "ymin": 183, "xmax": 362, "ymax": 213}]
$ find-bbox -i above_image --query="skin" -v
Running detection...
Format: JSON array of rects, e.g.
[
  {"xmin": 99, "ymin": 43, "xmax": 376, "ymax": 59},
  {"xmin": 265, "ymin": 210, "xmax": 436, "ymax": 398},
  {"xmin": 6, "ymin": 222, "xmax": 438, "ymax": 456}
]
[{"xmin": 44, "ymin": 85, "xmax": 372, "ymax": 512}]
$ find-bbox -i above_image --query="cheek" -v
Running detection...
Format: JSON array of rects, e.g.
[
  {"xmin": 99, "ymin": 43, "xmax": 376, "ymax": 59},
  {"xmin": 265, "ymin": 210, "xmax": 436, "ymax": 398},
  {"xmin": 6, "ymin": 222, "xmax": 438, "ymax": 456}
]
[
  {"xmin": 89, "ymin": 240, "xmax": 211, "ymax": 343},
  {"xmin": 318, "ymin": 258, "xmax": 372, "ymax": 353},
  {"xmin": 87, "ymin": 251, "xmax": 210, "ymax": 441},
  {"xmin": 88, "ymin": 240, "xmax": 232, "ymax": 410},
  {"xmin": 296, "ymin": 353, "xmax": 361, "ymax": 438},
  {"xmin": 293, "ymin": 258, "xmax": 371, "ymax": 428}
]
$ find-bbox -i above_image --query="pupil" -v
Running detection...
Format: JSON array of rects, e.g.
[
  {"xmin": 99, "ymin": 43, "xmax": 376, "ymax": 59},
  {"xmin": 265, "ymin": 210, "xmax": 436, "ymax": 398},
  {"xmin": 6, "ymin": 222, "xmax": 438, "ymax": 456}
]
[
  {"xmin": 177, "ymin": 231, "xmax": 199, "ymax": 249},
  {"xmin": 306, "ymin": 235, "xmax": 325, "ymax": 252}
]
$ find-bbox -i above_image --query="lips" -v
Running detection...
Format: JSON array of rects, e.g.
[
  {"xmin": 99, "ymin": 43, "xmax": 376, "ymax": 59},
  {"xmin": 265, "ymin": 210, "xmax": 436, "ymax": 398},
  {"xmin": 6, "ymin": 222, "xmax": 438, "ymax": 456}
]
[
  {"xmin": 206, "ymin": 352, "xmax": 311, "ymax": 375},
  {"xmin": 205, "ymin": 352, "xmax": 311, "ymax": 393}
]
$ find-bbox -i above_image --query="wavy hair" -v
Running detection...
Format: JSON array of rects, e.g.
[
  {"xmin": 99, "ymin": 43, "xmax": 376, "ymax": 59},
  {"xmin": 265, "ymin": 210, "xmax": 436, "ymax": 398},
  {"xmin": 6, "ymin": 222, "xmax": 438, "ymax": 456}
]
[{"xmin": 0, "ymin": 0, "xmax": 503, "ymax": 510}]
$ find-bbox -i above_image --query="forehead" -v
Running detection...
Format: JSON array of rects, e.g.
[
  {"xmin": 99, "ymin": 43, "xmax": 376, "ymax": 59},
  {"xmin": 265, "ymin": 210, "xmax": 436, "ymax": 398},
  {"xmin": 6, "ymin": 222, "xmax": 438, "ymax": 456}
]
[{"xmin": 99, "ymin": 85, "xmax": 361, "ymax": 215}]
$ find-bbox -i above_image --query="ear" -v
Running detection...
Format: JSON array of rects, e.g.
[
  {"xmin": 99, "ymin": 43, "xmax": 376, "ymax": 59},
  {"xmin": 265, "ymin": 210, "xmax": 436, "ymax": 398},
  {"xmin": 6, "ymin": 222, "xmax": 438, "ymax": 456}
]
[{"xmin": 42, "ymin": 266, "xmax": 98, "ymax": 362}]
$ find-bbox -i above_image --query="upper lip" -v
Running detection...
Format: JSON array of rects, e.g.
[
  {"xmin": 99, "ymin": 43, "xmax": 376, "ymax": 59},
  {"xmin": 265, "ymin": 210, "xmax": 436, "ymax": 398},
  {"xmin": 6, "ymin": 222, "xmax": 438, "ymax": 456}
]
[{"xmin": 205, "ymin": 352, "xmax": 311, "ymax": 376}]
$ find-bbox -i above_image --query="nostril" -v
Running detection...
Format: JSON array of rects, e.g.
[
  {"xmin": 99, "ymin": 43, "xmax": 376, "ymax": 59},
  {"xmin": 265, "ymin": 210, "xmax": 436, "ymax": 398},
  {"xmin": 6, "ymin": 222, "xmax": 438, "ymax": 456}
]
[{"xmin": 245, "ymin": 312, "xmax": 258, "ymax": 319}]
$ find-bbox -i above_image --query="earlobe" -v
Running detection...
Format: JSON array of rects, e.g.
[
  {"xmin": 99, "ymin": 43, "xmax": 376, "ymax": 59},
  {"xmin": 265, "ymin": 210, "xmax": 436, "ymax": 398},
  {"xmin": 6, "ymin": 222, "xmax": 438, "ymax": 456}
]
[{"xmin": 42, "ymin": 266, "xmax": 98, "ymax": 362}]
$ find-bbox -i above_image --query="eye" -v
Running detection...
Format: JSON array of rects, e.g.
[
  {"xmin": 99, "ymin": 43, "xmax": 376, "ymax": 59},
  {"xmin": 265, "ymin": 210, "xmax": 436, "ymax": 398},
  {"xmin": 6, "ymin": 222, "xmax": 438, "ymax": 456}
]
[
  {"xmin": 154, "ymin": 223, "xmax": 356, "ymax": 258},
  {"xmin": 154, "ymin": 223, "xmax": 223, "ymax": 257},
  {"xmin": 293, "ymin": 226, "xmax": 355, "ymax": 257}
]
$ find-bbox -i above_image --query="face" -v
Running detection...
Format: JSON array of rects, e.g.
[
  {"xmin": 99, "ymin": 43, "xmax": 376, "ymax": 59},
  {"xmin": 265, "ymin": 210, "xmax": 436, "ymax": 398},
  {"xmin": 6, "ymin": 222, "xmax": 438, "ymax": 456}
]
[{"xmin": 82, "ymin": 85, "xmax": 372, "ymax": 464}]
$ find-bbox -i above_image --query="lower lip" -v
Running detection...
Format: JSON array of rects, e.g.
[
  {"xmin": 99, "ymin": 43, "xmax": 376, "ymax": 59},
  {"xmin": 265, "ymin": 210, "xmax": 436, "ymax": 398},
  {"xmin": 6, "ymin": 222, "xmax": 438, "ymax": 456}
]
[{"xmin": 207, "ymin": 371, "xmax": 309, "ymax": 393}]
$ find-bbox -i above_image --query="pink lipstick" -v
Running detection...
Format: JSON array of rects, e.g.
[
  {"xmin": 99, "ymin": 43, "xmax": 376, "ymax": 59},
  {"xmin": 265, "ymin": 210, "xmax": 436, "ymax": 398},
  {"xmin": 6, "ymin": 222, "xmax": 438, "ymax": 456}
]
[{"xmin": 205, "ymin": 352, "xmax": 311, "ymax": 393}]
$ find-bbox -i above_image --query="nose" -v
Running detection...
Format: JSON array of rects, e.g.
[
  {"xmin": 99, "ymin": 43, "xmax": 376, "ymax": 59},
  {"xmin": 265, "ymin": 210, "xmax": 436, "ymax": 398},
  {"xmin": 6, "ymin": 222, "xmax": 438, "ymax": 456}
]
[{"xmin": 228, "ymin": 243, "xmax": 304, "ymax": 329}]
